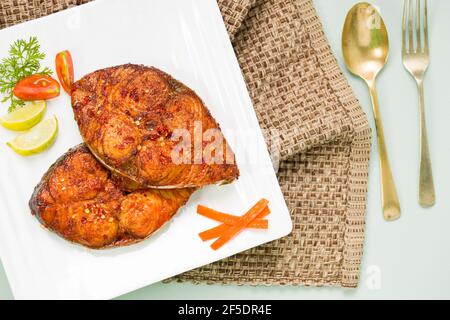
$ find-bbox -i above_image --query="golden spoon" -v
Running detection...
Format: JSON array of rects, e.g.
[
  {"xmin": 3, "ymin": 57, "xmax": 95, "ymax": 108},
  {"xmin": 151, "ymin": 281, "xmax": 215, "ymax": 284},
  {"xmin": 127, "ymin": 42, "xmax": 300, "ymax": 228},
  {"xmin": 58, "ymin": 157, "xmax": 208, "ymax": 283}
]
[{"xmin": 342, "ymin": 2, "xmax": 401, "ymax": 221}]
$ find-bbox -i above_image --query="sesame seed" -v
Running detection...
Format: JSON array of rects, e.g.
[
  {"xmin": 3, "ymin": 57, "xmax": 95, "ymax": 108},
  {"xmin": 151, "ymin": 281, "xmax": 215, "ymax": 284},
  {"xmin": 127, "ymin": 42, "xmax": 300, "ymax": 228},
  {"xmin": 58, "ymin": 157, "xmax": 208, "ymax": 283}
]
[
  {"xmin": 71, "ymin": 214, "xmax": 76, "ymax": 219},
  {"xmin": 101, "ymin": 215, "xmax": 105, "ymax": 219},
  {"xmin": 144, "ymin": 89, "xmax": 149, "ymax": 93},
  {"xmin": 85, "ymin": 209, "xmax": 90, "ymax": 214},
  {"xmin": 135, "ymin": 120, "xmax": 140, "ymax": 126},
  {"xmin": 109, "ymin": 217, "xmax": 114, "ymax": 222},
  {"xmin": 137, "ymin": 145, "xmax": 142, "ymax": 151},
  {"xmin": 61, "ymin": 187, "xmax": 66, "ymax": 191}
]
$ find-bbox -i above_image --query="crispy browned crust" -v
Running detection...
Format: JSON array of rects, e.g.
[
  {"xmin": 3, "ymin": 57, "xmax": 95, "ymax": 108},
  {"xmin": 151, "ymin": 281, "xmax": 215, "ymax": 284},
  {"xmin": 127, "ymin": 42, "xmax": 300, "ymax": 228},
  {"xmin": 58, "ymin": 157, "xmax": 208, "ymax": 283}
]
[
  {"xmin": 71, "ymin": 64, "xmax": 239, "ymax": 190},
  {"xmin": 29, "ymin": 144, "xmax": 195, "ymax": 249}
]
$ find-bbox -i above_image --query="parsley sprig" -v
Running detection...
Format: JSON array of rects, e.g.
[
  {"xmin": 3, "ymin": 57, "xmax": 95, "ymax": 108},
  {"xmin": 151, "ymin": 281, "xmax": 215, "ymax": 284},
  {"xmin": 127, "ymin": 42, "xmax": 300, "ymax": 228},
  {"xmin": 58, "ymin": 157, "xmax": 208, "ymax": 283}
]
[{"xmin": 0, "ymin": 37, "xmax": 53, "ymax": 112}]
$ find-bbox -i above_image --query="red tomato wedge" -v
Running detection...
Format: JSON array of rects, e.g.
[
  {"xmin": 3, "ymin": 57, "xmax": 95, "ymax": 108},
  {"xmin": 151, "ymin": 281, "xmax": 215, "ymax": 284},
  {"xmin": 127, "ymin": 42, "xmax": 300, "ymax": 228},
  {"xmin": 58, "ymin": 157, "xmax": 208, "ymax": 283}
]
[
  {"xmin": 55, "ymin": 50, "xmax": 74, "ymax": 94},
  {"xmin": 13, "ymin": 74, "xmax": 60, "ymax": 101}
]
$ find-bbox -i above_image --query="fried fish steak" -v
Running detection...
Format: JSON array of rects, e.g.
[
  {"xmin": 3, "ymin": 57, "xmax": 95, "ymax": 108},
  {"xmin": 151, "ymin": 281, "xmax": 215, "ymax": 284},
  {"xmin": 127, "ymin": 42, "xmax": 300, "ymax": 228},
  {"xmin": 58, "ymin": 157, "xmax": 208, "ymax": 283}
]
[
  {"xmin": 29, "ymin": 144, "xmax": 195, "ymax": 249},
  {"xmin": 71, "ymin": 64, "xmax": 239, "ymax": 190}
]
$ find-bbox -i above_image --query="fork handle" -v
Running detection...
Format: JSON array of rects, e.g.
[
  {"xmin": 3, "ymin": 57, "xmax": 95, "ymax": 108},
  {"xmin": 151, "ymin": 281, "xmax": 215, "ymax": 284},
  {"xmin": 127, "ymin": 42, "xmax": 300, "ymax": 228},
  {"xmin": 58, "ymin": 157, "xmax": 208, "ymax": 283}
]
[
  {"xmin": 368, "ymin": 81, "xmax": 401, "ymax": 221},
  {"xmin": 417, "ymin": 80, "xmax": 436, "ymax": 207}
]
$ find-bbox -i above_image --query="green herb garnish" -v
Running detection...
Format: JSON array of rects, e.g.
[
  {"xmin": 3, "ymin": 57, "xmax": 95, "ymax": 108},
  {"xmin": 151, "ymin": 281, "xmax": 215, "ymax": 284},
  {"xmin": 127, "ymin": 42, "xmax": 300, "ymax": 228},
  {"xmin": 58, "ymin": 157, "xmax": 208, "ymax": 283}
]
[{"xmin": 0, "ymin": 37, "xmax": 53, "ymax": 112}]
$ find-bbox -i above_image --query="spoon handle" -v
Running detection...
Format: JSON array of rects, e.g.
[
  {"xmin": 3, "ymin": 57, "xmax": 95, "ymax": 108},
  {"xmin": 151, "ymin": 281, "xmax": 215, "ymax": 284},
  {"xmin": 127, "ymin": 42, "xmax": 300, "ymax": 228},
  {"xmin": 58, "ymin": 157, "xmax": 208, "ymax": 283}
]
[{"xmin": 367, "ymin": 81, "xmax": 401, "ymax": 221}]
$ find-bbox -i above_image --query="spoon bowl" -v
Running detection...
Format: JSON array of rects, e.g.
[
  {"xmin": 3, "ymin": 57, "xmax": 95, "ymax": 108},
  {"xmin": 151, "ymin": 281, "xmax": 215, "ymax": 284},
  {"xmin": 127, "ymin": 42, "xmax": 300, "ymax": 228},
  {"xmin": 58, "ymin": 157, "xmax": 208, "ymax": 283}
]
[{"xmin": 342, "ymin": 2, "xmax": 389, "ymax": 82}]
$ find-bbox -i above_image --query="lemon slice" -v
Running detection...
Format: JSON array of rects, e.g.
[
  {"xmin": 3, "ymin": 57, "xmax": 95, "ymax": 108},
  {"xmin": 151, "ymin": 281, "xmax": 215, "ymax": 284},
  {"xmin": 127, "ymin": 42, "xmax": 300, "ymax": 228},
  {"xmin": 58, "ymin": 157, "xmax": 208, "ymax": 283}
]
[
  {"xmin": 7, "ymin": 115, "xmax": 58, "ymax": 156},
  {"xmin": 0, "ymin": 100, "xmax": 47, "ymax": 131}
]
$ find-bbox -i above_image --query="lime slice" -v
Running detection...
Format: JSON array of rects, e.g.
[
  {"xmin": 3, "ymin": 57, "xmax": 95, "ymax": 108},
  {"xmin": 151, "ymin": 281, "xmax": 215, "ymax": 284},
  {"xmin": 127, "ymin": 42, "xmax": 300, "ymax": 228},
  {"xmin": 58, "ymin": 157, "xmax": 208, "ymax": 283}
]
[
  {"xmin": 0, "ymin": 100, "xmax": 47, "ymax": 131},
  {"xmin": 7, "ymin": 115, "xmax": 58, "ymax": 156}
]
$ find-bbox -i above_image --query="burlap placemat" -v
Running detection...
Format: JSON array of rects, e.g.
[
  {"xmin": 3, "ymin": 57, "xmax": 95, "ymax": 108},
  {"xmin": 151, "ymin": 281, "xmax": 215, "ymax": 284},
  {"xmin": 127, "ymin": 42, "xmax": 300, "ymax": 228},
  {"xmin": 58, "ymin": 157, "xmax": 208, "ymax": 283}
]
[{"xmin": 0, "ymin": 0, "xmax": 371, "ymax": 288}]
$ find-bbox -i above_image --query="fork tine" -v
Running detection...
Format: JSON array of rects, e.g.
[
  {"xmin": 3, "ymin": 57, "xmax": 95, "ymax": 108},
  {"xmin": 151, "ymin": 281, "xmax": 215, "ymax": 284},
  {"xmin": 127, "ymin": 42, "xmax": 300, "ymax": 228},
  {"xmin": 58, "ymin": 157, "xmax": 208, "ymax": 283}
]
[
  {"xmin": 408, "ymin": 0, "xmax": 414, "ymax": 52},
  {"xmin": 424, "ymin": 0, "xmax": 429, "ymax": 53},
  {"xmin": 416, "ymin": 0, "xmax": 422, "ymax": 51},
  {"xmin": 402, "ymin": 0, "xmax": 408, "ymax": 53}
]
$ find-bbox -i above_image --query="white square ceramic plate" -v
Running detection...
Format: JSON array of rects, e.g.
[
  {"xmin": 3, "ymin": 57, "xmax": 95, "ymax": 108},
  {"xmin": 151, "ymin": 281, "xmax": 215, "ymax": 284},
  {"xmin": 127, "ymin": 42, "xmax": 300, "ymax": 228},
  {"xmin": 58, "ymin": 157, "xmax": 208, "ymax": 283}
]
[{"xmin": 0, "ymin": 0, "xmax": 292, "ymax": 299}]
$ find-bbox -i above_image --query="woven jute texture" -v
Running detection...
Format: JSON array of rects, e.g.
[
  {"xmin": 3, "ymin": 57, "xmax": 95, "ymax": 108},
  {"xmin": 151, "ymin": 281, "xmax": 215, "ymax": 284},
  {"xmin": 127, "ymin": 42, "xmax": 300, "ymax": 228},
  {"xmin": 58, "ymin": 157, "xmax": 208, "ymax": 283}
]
[{"xmin": 0, "ymin": 0, "xmax": 372, "ymax": 287}]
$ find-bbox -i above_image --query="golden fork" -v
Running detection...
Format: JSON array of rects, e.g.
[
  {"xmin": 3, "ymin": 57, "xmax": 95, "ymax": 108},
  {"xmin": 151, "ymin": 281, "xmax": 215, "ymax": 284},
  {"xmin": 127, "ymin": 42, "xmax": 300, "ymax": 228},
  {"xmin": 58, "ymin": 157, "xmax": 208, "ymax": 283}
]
[{"xmin": 402, "ymin": 0, "xmax": 435, "ymax": 207}]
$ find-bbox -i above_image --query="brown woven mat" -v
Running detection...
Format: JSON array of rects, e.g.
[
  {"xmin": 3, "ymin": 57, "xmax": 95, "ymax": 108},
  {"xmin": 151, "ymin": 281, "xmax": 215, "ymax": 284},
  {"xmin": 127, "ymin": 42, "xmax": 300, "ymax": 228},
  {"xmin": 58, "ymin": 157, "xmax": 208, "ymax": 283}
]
[{"xmin": 0, "ymin": 0, "xmax": 371, "ymax": 288}]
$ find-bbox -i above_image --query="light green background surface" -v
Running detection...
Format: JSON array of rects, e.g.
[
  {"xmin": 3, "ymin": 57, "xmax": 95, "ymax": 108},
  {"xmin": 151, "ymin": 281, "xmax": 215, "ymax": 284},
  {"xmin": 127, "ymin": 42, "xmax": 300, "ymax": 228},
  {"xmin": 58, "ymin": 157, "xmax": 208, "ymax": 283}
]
[{"xmin": 2, "ymin": 0, "xmax": 450, "ymax": 299}]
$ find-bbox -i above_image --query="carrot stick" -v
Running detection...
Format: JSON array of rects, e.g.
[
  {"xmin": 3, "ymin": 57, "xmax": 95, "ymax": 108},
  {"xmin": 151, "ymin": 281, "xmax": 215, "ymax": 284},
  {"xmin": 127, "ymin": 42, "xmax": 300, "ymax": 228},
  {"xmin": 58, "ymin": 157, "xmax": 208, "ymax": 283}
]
[
  {"xmin": 199, "ymin": 206, "xmax": 270, "ymax": 241},
  {"xmin": 197, "ymin": 205, "xmax": 240, "ymax": 223},
  {"xmin": 199, "ymin": 224, "xmax": 230, "ymax": 241},
  {"xmin": 197, "ymin": 205, "xmax": 270, "ymax": 227},
  {"xmin": 199, "ymin": 219, "xmax": 269, "ymax": 241},
  {"xmin": 211, "ymin": 198, "xmax": 269, "ymax": 250}
]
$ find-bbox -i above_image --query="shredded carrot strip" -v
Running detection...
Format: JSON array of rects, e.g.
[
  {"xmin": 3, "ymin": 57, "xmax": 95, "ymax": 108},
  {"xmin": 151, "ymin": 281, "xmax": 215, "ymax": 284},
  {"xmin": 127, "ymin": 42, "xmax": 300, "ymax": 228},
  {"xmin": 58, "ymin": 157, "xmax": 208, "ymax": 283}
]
[
  {"xmin": 199, "ymin": 219, "xmax": 268, "ymax": 241},
  {"xmin": 210, "ymin": 199, "xmax": 269, "ymax": 250},
  {"xmin": 197, "ymin": 205, "xmax": 270, "ymax": 226},
  {"xmin": 199, "ymin": 224, "xmax": 230, "ymax": 242}
]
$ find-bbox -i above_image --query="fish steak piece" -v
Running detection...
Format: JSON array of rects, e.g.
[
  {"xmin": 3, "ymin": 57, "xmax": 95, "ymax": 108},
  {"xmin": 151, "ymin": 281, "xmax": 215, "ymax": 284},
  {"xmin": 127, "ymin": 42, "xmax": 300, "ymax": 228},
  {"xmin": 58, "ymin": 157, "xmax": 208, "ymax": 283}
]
[
  {"xmin": 71, "ymin": 64, "xmax": 239, "ymax": 190},
  {"xmin": 29, "ymin": 144, "xmax": 195, "ymax": 249}
]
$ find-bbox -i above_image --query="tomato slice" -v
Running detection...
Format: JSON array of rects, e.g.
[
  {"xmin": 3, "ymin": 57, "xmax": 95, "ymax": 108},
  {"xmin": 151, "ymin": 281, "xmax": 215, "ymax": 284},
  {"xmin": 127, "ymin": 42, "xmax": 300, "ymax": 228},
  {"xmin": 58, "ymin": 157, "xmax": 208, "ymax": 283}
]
[
  {"xmin": 55, "ymin": 50, "xmax": 74, "ymax": 94},
  {"xmin": 13, "ymin": 74, "xmax": 60, "ymax": 101}
]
